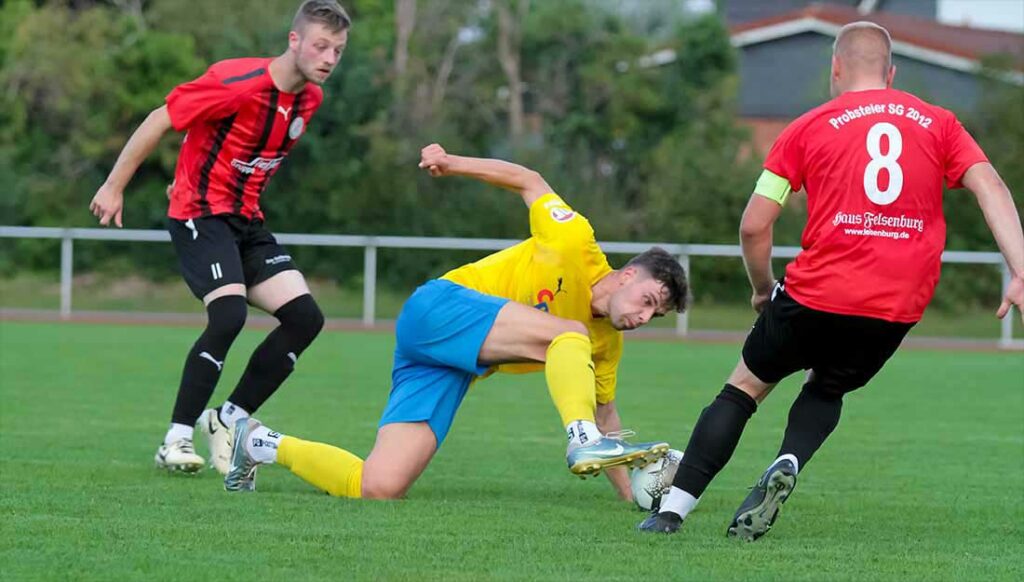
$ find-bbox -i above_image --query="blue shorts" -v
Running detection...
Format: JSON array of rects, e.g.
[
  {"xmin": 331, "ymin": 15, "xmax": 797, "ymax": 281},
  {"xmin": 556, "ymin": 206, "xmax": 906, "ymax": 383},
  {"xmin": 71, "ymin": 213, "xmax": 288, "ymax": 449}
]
[{"xmin": 379, "ymin": 279, "xmax": 509, "ymax": 445}]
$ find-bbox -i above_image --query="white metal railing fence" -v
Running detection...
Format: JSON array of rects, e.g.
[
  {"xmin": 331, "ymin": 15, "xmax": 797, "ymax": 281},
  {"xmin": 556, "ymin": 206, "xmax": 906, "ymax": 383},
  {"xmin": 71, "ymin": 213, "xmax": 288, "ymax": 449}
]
[{"xmin": 0, "ymin": 226, "xmax": 1016, "ymax": 348}]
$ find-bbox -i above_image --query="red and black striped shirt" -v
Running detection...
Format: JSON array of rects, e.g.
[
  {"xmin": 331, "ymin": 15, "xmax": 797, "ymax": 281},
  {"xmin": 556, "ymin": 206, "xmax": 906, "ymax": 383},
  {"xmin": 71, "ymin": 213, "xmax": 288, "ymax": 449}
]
[{"xmin": 165, "ymin": 57, "xmax": 323, "ymax": 221}]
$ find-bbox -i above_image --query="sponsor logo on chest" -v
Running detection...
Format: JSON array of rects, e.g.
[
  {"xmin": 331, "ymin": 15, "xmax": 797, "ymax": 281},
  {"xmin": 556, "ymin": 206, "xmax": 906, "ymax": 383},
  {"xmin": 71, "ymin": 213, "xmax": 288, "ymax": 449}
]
[
  {"xmin": 230, "ymin": 156, "xmax": 284, "ymax": 175},
  {"xmin": 534, "ymin": 277, "xmax": 567, "ymax": 312}
]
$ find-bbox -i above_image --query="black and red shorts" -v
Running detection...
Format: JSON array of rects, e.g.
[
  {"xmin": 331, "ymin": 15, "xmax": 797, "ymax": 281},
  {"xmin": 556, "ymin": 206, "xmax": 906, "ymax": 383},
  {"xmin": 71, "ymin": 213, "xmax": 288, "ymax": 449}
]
[
  {"xmin": 168, "ymin": 215, "xmax": 297, "ymax": 300},
  {"xmin": 742, "ymin": 282, "xmax": 915, "ymax": 395}
]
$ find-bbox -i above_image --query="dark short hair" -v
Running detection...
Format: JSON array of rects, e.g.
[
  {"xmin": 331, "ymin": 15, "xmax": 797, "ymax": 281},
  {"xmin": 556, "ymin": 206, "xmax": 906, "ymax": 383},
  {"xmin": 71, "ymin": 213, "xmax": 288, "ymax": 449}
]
[
  {"xmin": 293, "ymin": 0, "xmax": 351, "ymax": 33},
  {"xmin": 624, "ymin": 247, "xmax": 689, "ymax": 313}
]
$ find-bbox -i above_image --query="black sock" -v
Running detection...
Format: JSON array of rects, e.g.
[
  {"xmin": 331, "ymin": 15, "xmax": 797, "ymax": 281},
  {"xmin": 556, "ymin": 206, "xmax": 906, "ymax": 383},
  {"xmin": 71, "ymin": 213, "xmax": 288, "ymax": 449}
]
[
  {"xmin": 170, "ymin": 295, "xmax": 248, "ymax": 426},
  {"xmin": 672, "ymin": 384, "xmax": 758, "ymax": 498},
  {"xmin": 777, "ymin": 383, "xmax": 843, "ymax": 470},
  {"xmin": 226, "ymin": 294, "xmax": 324, "ymax": 413}
]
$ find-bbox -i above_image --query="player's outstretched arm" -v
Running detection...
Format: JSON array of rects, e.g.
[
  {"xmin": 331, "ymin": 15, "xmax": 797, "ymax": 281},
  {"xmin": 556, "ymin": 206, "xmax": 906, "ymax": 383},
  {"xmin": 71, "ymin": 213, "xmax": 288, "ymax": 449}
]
[
  {"xmin": 740, "ymin": 193, "xmax": 784, "ymax": 313},
  {"xmin": 962, "ymin": 162, "xmax": 1024, "ymax": 322},
  {"xmin": 596, "ymin": 401, "xmax": 633, "ymax": 502},
  {"xmin": 90, "ymin": 105, "xmax": 174, "ymax": 227},
  {"xmin": 418, "ymin": 143, "xmax": 553, "ymax": 207}
]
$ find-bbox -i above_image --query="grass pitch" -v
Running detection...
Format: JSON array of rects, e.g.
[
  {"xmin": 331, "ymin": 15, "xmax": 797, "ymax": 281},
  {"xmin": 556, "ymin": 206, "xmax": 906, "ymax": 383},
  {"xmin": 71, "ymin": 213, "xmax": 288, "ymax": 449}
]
[{"xmin": 1, "ymin": 321, "xmax": 1021, "ymax": 581}]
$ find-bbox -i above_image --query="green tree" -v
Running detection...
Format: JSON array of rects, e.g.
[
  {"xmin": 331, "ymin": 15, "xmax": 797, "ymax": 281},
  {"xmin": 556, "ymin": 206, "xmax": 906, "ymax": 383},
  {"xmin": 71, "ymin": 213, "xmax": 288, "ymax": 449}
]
[
  {"xmin": 0, "ymin": 1, "xmax": 784, "ymax": 301},
  {"xmin": 1, "ymin": 2, "xmax": 201, "ymax": 272}
]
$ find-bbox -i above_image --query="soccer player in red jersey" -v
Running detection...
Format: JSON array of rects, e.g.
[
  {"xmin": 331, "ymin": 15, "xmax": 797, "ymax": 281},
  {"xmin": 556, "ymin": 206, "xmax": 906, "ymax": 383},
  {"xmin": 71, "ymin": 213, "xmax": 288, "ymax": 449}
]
[
  {"xmin": 88, "ymin": 1, "xmax": 350, "ymax": 475},
  {"xmin": 640, "ymin": 22, "xmax": 1024, "ymax": 538}
]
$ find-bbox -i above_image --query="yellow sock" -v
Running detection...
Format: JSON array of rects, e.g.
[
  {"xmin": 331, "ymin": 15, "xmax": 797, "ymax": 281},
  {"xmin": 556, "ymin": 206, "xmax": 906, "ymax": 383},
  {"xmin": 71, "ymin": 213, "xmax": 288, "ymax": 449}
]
[
  {"xmin": 545, "ymin": 331, "xmax": 596, "ymax": 426},
  {"xmin": 277, "ymin": 436, "xmax": 363, "ymax": 498}
]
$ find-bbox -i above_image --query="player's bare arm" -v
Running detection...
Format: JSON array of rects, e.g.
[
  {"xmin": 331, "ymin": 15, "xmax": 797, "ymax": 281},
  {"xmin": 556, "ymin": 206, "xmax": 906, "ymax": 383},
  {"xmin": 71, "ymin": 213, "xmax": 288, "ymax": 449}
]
[
  {"xmin": 962, "ymin": 162, "xmax": 1024, "ymax": 322},
  {"xmin": 596, "ymin": 401, "xmax": 632, "ymax": 501},
  {"xmin": 418, "ymin": 143, "xmax": 553, "ymax": 207},
  {"xmin": 90, "ymin": 105, "xmax": 174, "ymax": 227},
  {"xmin": 740, "ymin": 192, "xmax": 784, "ymax": 312}
]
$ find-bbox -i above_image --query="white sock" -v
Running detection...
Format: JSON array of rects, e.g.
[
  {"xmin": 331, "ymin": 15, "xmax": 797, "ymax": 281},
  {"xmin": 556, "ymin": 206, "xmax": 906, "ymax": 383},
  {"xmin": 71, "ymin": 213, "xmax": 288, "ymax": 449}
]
[
  {"xmin": 164, "ymin": 423, "xmax": 194, "ymax": 445},
  {"xmin": 566, "ymin": 419, "xmax": 602, "ymax": 448},
  {"xmin": 773, "ymin": 453, "xmax": 800, "ymax": 474},
  {"xmin": 246, "ymin": 425, "xmax": 283, "ymax": 464},
  {"xmin": 660, "ymin": 486, "xmax": 700, "ymax": 519},
  {"xmin": 219, "ymin": 401, "xmax": 250, "ymax": 427}
]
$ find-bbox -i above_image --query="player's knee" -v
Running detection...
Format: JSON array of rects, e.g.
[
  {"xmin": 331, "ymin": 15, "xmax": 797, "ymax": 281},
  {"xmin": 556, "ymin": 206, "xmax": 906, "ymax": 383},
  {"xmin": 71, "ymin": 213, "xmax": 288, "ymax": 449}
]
[
  {"xmin": 360, "ymin": 474, "xmax": 408, "ymax": 500},
  {"xmin": 554, "ymin": 319, "xmax": 589, "ymax": 340},
  {"xmin": 540, "ymin": 320, "xmax": 590, "ymax": 360},
  {"xmin": 806, "ymin": 379, "xmax": 853, "ymax": 400},
  {"xmin": 205, "ymin": 295, "xmax": 248, "ymax": 342},
  {"xmin": 276, "ymin": 294, "xmax": 325, "ymax": 346}
]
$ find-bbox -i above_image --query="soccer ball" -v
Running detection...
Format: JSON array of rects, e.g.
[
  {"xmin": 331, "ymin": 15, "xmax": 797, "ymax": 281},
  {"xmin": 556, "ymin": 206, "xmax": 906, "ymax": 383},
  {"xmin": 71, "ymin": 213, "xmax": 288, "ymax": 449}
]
[{"xmin": 630, "ymin": 448, "xmax": 683, "ymax": 511}]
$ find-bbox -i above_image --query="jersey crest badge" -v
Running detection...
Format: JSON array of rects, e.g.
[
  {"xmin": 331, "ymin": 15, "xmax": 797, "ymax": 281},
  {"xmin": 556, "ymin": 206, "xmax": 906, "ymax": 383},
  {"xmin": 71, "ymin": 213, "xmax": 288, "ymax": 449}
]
[
  {"xmin": 550, "ymin": 207, "xmax": 575, "ymax": 222},
  {"xmin": 288, "ymin": 116, "xmax": 305, "ymax": 140}
]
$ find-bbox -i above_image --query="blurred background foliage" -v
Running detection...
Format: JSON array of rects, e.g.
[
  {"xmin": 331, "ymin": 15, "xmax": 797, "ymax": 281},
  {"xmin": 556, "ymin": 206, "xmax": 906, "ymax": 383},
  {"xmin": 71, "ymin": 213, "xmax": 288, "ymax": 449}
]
[{"xmin": 1, "ymin": 0, "xmax": 1020, "ymax": 311}]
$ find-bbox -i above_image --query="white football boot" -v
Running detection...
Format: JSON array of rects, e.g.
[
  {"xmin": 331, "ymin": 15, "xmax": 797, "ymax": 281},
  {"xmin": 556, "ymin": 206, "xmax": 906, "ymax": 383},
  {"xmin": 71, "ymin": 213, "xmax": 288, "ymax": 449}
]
[
  {"xmin": 197, "ymin": 408, "xmax": 233, "ymax": 475},
  {"xmin": 154, "ymin": 438, "xmax": 205, "ymax": 474}
]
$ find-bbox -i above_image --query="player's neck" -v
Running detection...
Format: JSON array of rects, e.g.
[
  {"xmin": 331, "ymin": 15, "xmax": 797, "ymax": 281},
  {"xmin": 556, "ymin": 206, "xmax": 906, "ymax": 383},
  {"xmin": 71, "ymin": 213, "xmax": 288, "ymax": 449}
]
[
  {"xmin": 268, "ymin": 54, "xmax": 307, "ymax": 94},
  {"xmin": 840, "ymin": 78, "xmax": 888, "ymax": 94},
  {"xmin": 589, "ymin": 272, "xmax": 617, "ymax": 318}
]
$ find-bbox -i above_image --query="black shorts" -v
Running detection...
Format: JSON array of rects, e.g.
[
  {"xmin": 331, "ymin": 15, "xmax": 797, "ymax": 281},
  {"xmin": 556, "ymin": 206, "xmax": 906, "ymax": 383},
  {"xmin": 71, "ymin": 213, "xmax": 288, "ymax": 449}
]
[
  {"xmin": 741, "ymin": 282, "xmax": 914, "ymax": 395},
  {"xmin": 168, "ymin": 215, "xmax": 298, "ymax": 300}
]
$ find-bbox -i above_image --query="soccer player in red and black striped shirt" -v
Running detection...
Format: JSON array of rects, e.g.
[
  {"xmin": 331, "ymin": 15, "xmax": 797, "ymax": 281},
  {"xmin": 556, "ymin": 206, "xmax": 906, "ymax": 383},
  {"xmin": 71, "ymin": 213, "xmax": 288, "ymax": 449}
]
[
  {"xmin": 640, "ymin": 22, "xmax": 1024, "ymax": 539},
  {"xmin": 89, "ymin": 1, "xmax": 350, "ymax": 476}
]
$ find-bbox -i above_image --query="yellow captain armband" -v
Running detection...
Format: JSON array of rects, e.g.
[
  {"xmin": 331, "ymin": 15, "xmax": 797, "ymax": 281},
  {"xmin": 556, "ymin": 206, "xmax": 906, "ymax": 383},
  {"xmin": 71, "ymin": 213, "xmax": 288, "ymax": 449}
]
[{"xmin": 754, "ymin": 169, "xmax": 792, "ymax": 205}]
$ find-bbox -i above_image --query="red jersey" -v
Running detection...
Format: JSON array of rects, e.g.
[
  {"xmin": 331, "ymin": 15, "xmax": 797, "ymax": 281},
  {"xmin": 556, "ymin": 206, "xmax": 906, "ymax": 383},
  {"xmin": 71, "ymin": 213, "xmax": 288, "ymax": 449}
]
[
  {"xmin": 165, "ymin": 58, "xmax": 324, "ymax": 221},
  {"xmin": 765, "ymin": 88, "xmax": 988, "ymax": 323}
]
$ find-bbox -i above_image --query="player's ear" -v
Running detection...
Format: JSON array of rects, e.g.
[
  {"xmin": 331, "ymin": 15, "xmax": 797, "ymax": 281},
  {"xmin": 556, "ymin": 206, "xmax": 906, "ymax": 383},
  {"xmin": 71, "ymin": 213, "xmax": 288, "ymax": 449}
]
[
  {"xmin": 288, "ymin": 30, "xmax": 301, "ymax": 52},
  {"xmin": 886, "ymin": 64, "xmax": 896, "ymax": 87},
  {"xmin": 619, "ymin": 266, "xmax": 637, "ymax": 286}
]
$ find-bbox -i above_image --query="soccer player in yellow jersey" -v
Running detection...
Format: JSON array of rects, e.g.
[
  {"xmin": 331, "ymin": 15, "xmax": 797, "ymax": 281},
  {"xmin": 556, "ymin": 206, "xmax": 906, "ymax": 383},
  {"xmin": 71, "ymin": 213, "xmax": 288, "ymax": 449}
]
[{"xmin": 223, "ymin": 144, "xmax": 689, "ymax": 500}]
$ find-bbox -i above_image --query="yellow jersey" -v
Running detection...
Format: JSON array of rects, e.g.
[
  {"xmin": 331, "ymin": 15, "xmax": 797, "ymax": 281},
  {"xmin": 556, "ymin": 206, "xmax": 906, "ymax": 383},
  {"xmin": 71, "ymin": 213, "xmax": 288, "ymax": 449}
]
[{"xmin": 442, "ymin": 193, "xmax": 623, "ymax": 404}]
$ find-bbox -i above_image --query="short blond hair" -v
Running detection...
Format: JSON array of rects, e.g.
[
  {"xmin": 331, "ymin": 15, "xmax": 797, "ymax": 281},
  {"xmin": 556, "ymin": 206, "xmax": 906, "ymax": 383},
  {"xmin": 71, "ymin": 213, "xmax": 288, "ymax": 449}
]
[
  {"xmin": 833, "ymin": 21, "xmax": 893, "ymax": 77},
  {"xmin": 293, "ymin": 0, "xmax": 351, "ymax": 33}
]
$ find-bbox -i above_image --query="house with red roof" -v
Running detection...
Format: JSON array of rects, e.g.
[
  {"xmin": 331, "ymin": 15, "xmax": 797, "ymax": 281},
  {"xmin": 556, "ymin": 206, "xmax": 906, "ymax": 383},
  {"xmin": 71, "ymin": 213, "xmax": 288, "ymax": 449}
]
[{"xmin": 721, "ymin": 0, "xmax": 1024, "ymax": 152}]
